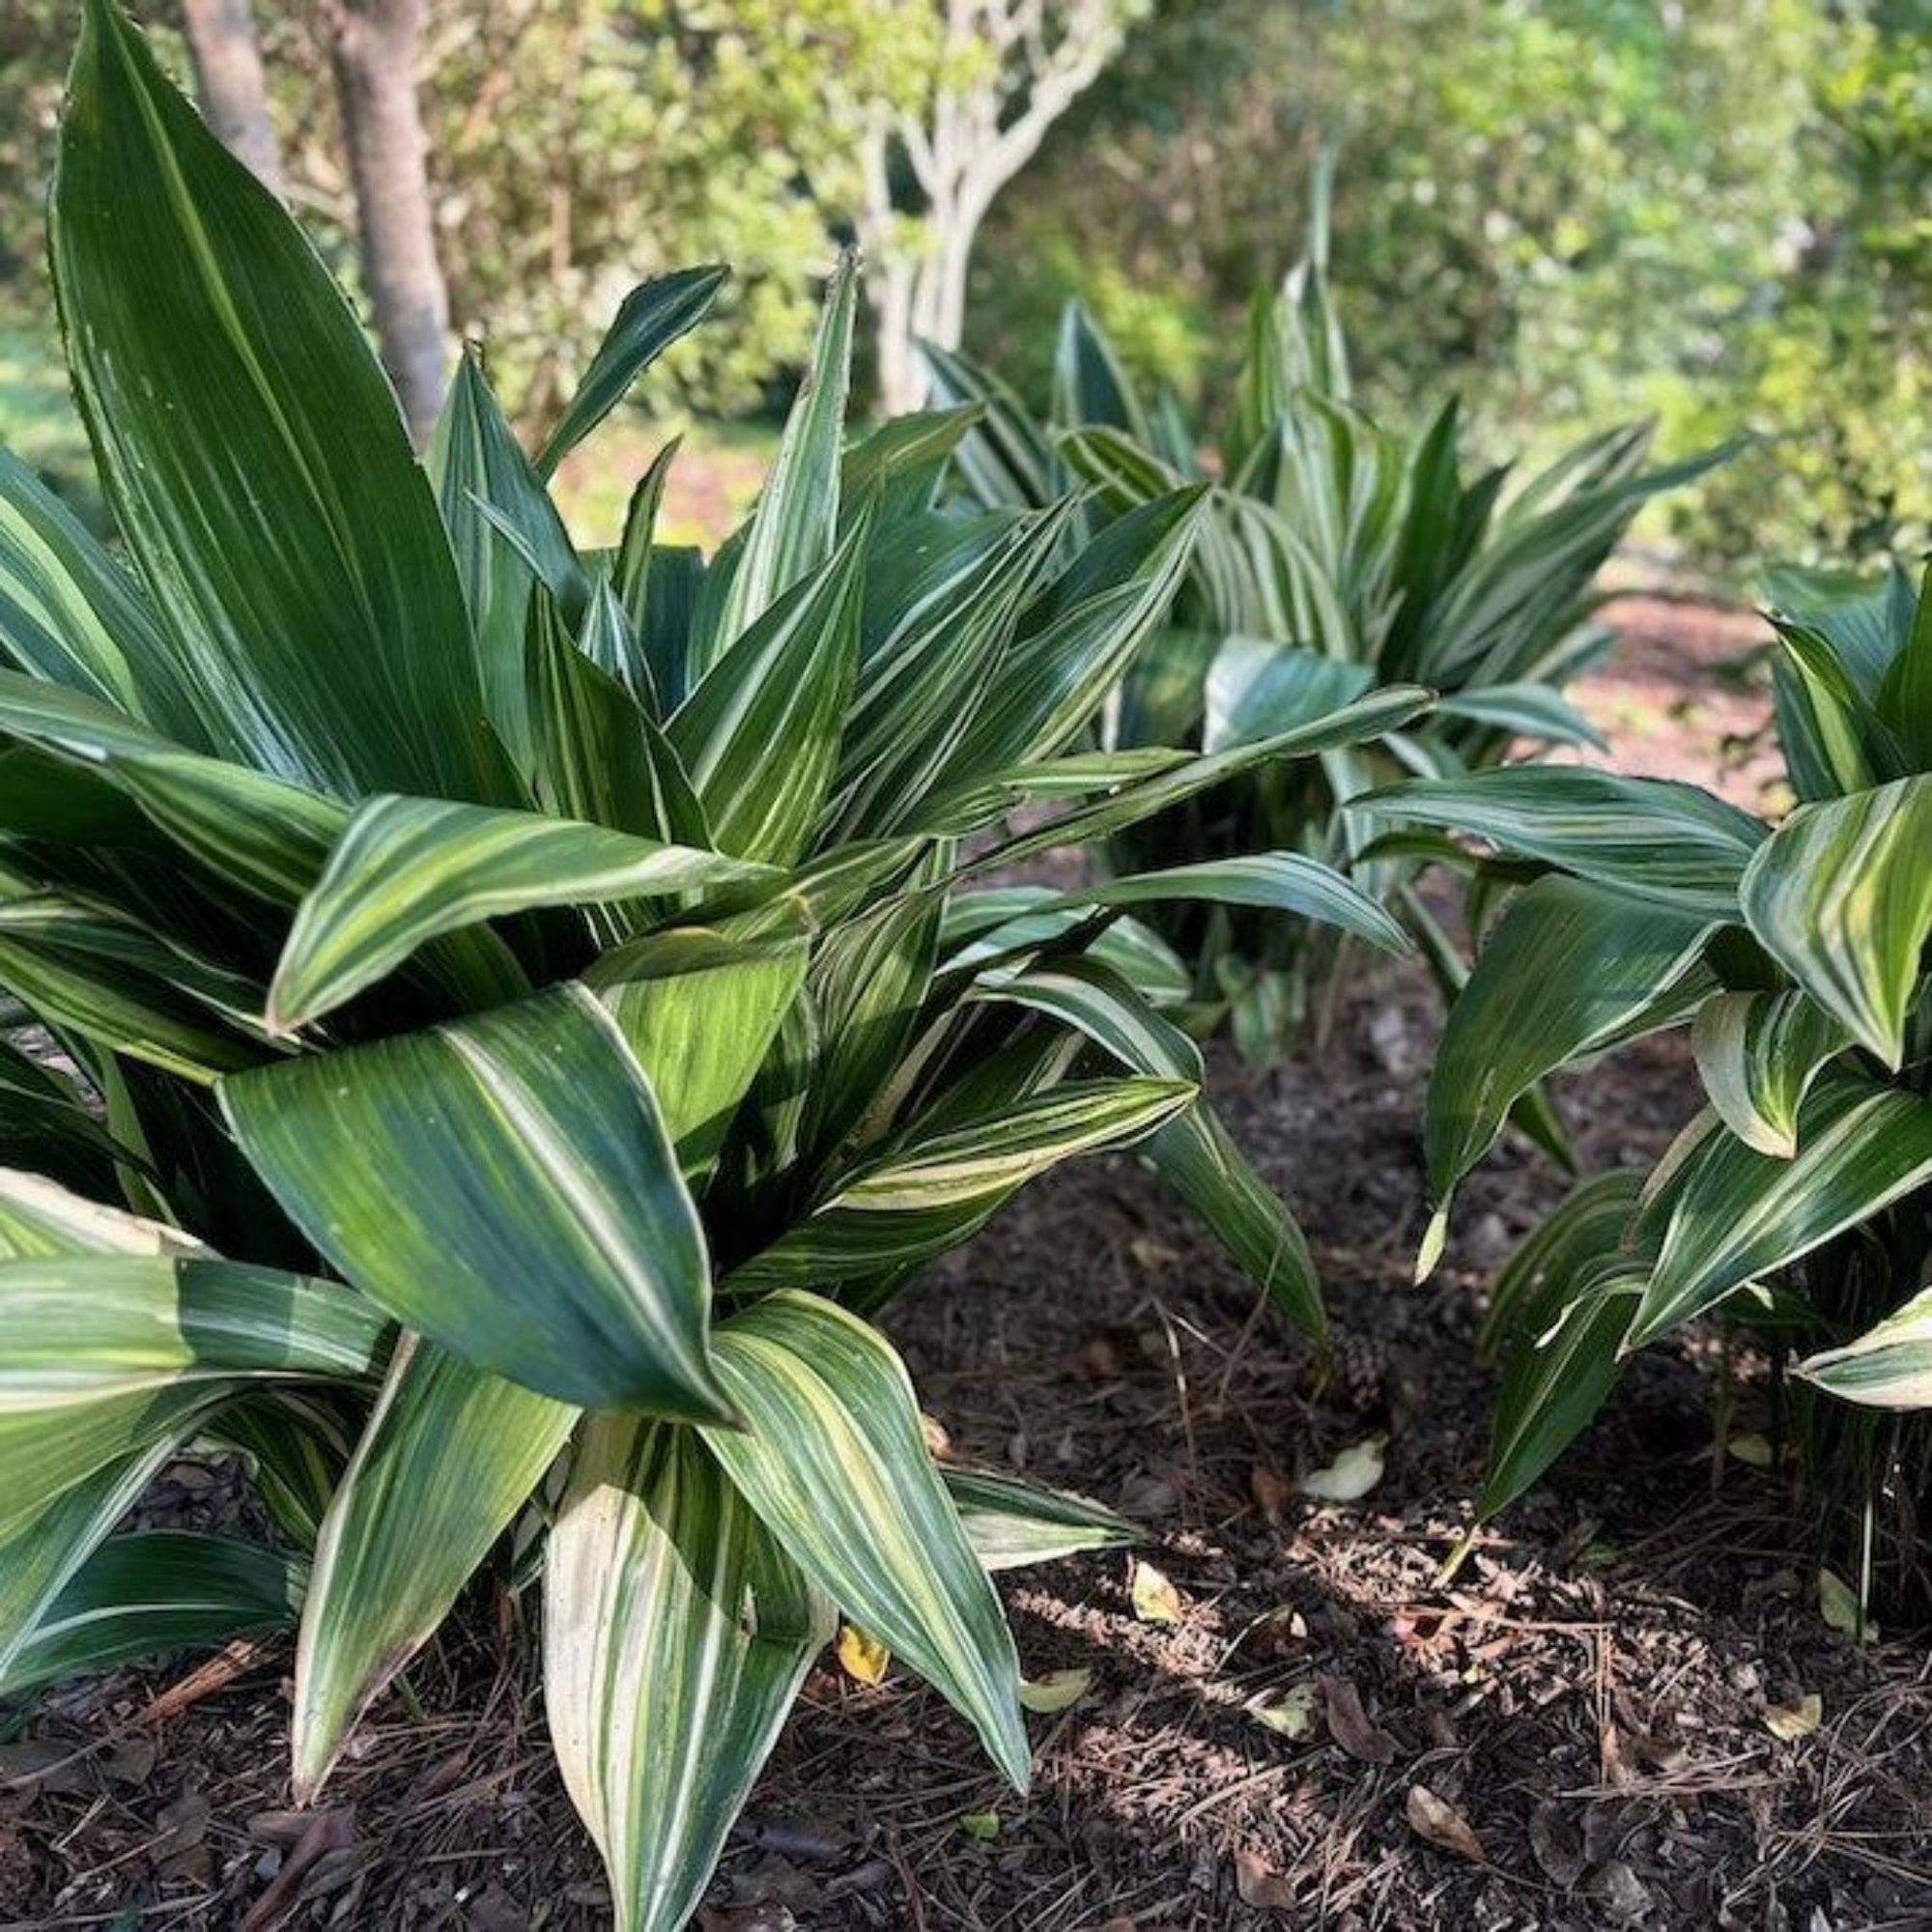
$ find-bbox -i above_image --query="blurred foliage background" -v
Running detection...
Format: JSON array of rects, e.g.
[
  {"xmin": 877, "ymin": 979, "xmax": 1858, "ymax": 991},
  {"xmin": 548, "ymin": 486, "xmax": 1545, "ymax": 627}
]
[{"xmin": 2, "ymin": 0, "xmax": 1928, "ymax": 569}]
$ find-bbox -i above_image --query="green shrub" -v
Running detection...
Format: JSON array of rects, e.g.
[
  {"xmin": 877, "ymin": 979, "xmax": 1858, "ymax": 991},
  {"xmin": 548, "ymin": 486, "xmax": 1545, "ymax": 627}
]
[
  {"xmin": 1371, "ymin": 563, "xmax": 1932, "ymax": 1615},
  {"xmin": 0, "ymin": 8, "xmax": 1431, "ymax": 1923},
  {"xmin": 930, "ymin": 180, "xmax": 1714, "ymax": 1062}
]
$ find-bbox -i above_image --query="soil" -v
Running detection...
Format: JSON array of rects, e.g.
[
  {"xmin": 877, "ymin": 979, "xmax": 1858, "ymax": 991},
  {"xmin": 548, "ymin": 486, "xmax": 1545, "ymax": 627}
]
[{"xmin": 5, "ymin": 604, "xmax": 1929, "ymax": 1932}]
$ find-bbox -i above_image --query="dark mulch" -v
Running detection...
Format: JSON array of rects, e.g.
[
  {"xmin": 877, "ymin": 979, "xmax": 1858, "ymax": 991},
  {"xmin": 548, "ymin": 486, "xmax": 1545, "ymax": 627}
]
[{"xmin": 5, "ymin": 606, "xmax": 1930, "ymax": 1931}]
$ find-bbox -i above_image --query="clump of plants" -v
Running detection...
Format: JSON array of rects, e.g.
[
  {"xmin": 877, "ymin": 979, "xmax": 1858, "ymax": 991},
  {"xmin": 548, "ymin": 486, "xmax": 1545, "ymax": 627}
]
[
  {"xmin": 0, "ymin": 8, "xmax": 1430, "ymax": 1925},
  {"xmin": 1370, "ymin": 563, "xmax": 1932, "ymax": 1615},
  {"xmin": 930, "ymin": 174, "xmax": 1715, "ymax": 1061}
]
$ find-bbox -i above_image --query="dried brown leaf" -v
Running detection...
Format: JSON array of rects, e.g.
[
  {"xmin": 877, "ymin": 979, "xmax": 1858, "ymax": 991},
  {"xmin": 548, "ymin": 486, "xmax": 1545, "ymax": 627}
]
[
  {"xmin": 1528, "ymin": 1799, "xmax": 1587, "ymax": 1887},
  {"xmin": 1321, "ymin": 1676, "xmax": 1397, "ymax": 1764},
  {"xmin": 1234, "ymin": 1846, "xmax": 1295, "ymax": 1911},
  {"xmin": 1405, "ymin": 1784, "xmax": 1486, "ymax": 1863}
]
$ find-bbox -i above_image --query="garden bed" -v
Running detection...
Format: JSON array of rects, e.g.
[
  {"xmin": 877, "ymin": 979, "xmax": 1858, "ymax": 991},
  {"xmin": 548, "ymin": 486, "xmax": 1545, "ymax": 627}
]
[{"xmin": 5, "ymin": 609, "xmax": 1928, "ymax": 1932}]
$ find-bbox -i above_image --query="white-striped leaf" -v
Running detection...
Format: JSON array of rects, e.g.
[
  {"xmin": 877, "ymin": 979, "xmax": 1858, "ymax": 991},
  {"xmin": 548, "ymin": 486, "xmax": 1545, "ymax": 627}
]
[
  {"xmin": 1423, "ymin": 877, "xmax": 1712, "ymax": 1242},
  {"xmin": 698, "ymin": 259, "xmax": 856, "ymax": 671},
  {"xmin": 1364, "ymin": 767, "xmax": 1765, "ymax": 920},
  {"xmin": 699, "ymin": 1292, "xmax": 1029, "ymax": 1787},
  {"xmin": 293, "ymin": 1336, "xmax": 576, "ymax": 1797},
  {"xmin": 0, "ymin": 1528, "xmax": 302, "ymax": 1697},
  {"xmin": 726, "ymin": 1080, "xmax": 1194, "ymax": 1292},
  {"xmin": 942, "ymin": 1466, "xmax": 1138, "ymax": 1573},
  {"xmin": 1058, "ymin": 853, "xmax": 1409, "ymax": 955},
  {"xmin": 1434, "ymin": 681, "xmax": 1607, "ymax": 750},
  {"xmin": 546, "ymin": 1415, "xmax": 832, "ymax": 1932},
  {"xmin": 1690, "ymin": 990, "xmax": 1851, "ymax": 1158},
  {"xmin": 51, "ymin": 0, "xmax": 514, "ymax": 806},
  {"xmin": 0, "ymin": 1254, "xmax": 389, "ymax": 1549},
  {"xmin": 0, "ymin": 1440, "xmax": 179, "ymax": 1686},
  {"xmin": 668, "ymin": 521, "xmax": 866, "ymax": 867},
  {"xmin": 1629, "ymin": 1078, "xmax": 1932, "ymax": 1350},
  {"xmin": 222, "ymin": 984, "xmax": 732, "ymax": 1417},
  {"xmin": 974, "ymin": 957, "xmax": 1322, "ymax": 1332},
  {"xmin": 535, "ymin": 266, "xmax": 728, "ymax": 478},
  {"xmin": 0, "ymin": 448, "xmax": 206, "ymax": 740},
  {"xmin": 267, "ymin": 797, "xmax": 772, "ymax": 1031},
  {"xmin": 0, "ymin": 1166, "xmax": 206, "ymax": 1261},
  {"xmin": 1798, "ymin": 1287, "xmax": 1932, "ymax": 1409},
  {"xmin": 1738, "ymin": 775, "xmax": 1932, "ymax": 1069},
  {"xmin": 976, "ymin": 684, "xmax": 1433, "ymax": 876},
  {"xmin": 1204, "ymin": 638, "xmax": 1375, "ymax": 753},
  {"xmin": 587, "ymin": 931, "xmax": 810, "ymax": 1180}
]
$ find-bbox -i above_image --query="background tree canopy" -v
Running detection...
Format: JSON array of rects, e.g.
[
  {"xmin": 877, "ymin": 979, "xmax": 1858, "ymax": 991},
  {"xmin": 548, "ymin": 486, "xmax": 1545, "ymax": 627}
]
[{"xmin": 2, "ymin": 0, "xmax": 1928, "ymax": 565}]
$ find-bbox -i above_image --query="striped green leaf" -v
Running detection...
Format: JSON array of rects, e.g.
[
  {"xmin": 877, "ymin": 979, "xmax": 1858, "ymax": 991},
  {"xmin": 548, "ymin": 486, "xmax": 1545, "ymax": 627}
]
[
  {"xmin": 699, "ymin": 259, "xmax": 856, "ymax": 671},
  {"xmin": 294, "ymin": 1337, "xmax": 576, "ymax": 1797},
  {"xmin": 1629, "ymin": 1079, "xmax": 1932, "ymax": 1350},
  {"xmin": 1475, "ymin": 1169, "xmax": 1647, "ymax": 1363},
  {"xmin": 1423, "ymin": 878, "xmax": 1712, "ymax": 1247},
  {"xmin": 796, "ymin": 888, "xmax": 942, "ymax": 1166},
  {"xmin": 536, "ymin": 267, "xmax": 728, "ymax": 478},
  {"xmin": 546, "ymin": 1416, "xmax": 832, "ymax": 1932},
  {"xmin": 1690, "ymin": 990, "xmax": 1851, "ymax": 1158},
  {"xmin": 1364, "ymin": 767, "xmax": 1766, "ymax": 919},
  {"xmin": 1054, "ymin": 302, "xmax": 1155, "ymax": 443},
  {"xmin": 0, "ymin": 894, "xmax": 275, "ymax": 1083},
  {"xmin": 1060, "ymin": 854, "xmax": 1409, "ymax": 955},
  {"xmin": 1435, "ymin": 682, "xmax": 1607, "ymax": 751},
  {"xmin": 266, "ymin": 797, "xmax": 770, "ymax": 1031},
  {"xmin": 922, "ymin": 341, "xmax": 1056, "ymax": 510},
  {"xmin": 668, "ymin": 522, "xmax": 866, "ymax": 866},
  {"xmin": 0, "ymin": 1442, "xmax": 181, "ymax": 1686},
  {"xmin": 0, "ymin": 1167, "xmax": 205, "ymax": 1261},
  {"xmin": 222, "ymin": 984, "xmax": 732, "ymax": 1416},
  {"xmin": 429, "ymin": 353, "xmax": 582, "ymax": 768},
  {"xmin": 838, "ymin": 407, "xmax": 983, "ymax": 525},
  {"xmin": 585, "ymin": 930, "xmax": 809, "ymax": 1181},
  {"xmin": 526, "ymin": 591, "xmax": 709, "ymax": 848},
  {"xmin": 975, "ymin": 958, "xmax": 1321, "ymax": 1333},
  {"xmin": 0, "ymin": 1529, "xmax": 302, "ymax": 1698},
  {"xmin": 50, "ymin": 0, "xmax": 513, "ymax": 806},
  {"xmin": 942, "ymin": 1466, "xmax": 1138, "ymax": 1573},
  {"xmin": 1203, "ymin": 638, "xmax": 1376, "ymax": 753},
  {"xmin": 0, "ymin": 1253, "xmax": 389, "ymax": 1547},
  {"xmin": 1798, "ymin": 1287, "xmax": 1932, "ymax": 1409},
  {"xmin": 115, "ymin": 753, "xmax": 347, "ymax": 905},
  {"xmin": 976, "ymin": 684, "xmax": 1433, "ymax": 876},
  {"xmin": 932, "ymin": 489, "xmax": 1208, "ymax": 781},
  {"xmin": 1738, "ymin": 776, "xmax": 1932, "ymax": 1069},
  {"xmin": 0, "ymin": 447, "xmax": 206, "ymax": 741},
  {"xmin": 0, "ymin": 1034, "xmax": 129, "ymax": 1196},
  {"xmin": 1481, "ymin": 1264, "xmax": 1642, "ymax": 1520},
  {"xmin": 727, "ymin": 1080, "xmax": 1194, "ymax": 1292},
  {"xmin": 831, "ymin": 506, "xmax": 1073, "ymax": 839},
  {"xmin": 700, "ymin": 1292, "xmax": 1028, "ymax": 1786}
]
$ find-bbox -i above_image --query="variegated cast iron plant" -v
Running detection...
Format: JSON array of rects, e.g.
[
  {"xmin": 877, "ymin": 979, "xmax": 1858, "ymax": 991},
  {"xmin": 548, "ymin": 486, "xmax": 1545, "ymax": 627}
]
[
  {"xmin": 931, "ymin": 168, "xmax": 1715, "ymax": 1063},
  {"xmin": 1366, "ymin": 564, "xmax": 1932, "ymax": 1612},
  {"xmin": 0, "ymin": 7, "xmax": 1431, "ymax": 1924}
]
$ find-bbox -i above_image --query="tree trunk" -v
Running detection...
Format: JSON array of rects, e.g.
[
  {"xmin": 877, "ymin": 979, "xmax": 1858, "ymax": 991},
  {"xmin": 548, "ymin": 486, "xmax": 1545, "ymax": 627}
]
[
  {"xmin": 328, "ymin": 0, "xmax": 449, "ymax": 446},
  {"xmin": 179, "ymin": 0, "xmax": 285, "ymax": 197}
]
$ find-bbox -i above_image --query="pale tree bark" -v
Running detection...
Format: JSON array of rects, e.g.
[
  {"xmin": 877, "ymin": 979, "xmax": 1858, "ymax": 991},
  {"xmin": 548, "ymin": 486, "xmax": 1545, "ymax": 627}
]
[
  {"xmin": 180, "ymin": 0, "xmax": 286, "ymax": 197},
  {"xmin": 858, "ymin": 0, "xmax": 1128, "ymax": 413},
  {"xmin": 325, "ymin": 0, "xmax": 450, "ymax": 445}
]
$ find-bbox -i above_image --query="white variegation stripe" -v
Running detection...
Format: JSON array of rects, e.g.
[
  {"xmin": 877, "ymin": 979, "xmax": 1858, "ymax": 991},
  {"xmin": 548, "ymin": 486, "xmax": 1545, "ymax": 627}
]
[
  {"xmin": 1740, "ymin": 776, "xmax": 1932, "ymax": 1070},
  {"xmin": 700, "ymin": 1293, "xmax": 1030, "ymax": 1789},
  {"xmin": 269, "ymin": 796, "xmax": 773, "ymax": 1030},
  {"xmin": 547, "ymin": 1417, "xmax": 830, "ymax": 1932},
  {"xmin": 294, "ymin": 1337, "xmax": 576, "ymax": 1798},
  {"xmin": 1632, "ymin": 1080, "xmax": 1932, "ymax": 1349}
]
